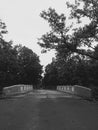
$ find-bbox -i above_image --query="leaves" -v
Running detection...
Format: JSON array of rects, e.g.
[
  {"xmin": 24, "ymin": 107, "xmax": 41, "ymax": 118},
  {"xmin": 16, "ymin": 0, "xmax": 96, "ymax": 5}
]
[
  {"xmin": 0, "ymin": 19, "xmax": 8, "ymax": 38},
  {"xmin": 40, "ymin": 8, "xmax": 66, "ymax": 33},
  {"xmin": 38, "ymin": 1, "xmax": 98, "ymax": 60},
  {"xmin": 0, "ymin": 37, "xmax": 42, "ymax": 90},
  {"xmin": 40, "ymin": 1, "xmax": 98, "ymax": 89}
]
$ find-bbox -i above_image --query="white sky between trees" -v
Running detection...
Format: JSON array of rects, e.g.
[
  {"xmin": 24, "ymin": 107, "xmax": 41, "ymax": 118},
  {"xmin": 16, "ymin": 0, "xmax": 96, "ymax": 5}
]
[{"xmin": 0, "ymin": 0, "xmax": 80, "ymax": 67}]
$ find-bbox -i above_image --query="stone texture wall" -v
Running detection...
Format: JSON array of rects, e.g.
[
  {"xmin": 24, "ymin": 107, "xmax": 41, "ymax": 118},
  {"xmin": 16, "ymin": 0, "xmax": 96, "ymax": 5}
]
[
  {"xmin": 57, "ymin": 85, "xmax": 92, "ymax": 99},
  {"xmin": 3, "ymin": 84, "xmax": 33, "ymax": 96}
]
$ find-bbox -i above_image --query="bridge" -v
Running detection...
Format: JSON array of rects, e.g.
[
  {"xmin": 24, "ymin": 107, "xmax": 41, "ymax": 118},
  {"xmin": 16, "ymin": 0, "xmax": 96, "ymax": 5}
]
[
  {"xmin": 3, "ymin": 84, "xmax": 92, "ymax": 100},
  {"xmin": 0, "ymin": 89, "xmax": 98, "ymax": 130}
]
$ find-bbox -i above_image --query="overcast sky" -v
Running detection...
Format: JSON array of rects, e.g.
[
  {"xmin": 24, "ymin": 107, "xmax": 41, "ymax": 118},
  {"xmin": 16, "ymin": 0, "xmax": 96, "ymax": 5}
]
[{"xmin": 0, "ymin": 0, "xmax": 72, "ymax": 66}]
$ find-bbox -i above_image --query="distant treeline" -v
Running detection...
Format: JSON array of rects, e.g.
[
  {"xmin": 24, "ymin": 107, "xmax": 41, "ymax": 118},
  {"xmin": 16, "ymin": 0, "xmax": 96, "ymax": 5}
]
[{"xmin": 42, "ymin": 51, "xmax": 98, "ymax": 90}]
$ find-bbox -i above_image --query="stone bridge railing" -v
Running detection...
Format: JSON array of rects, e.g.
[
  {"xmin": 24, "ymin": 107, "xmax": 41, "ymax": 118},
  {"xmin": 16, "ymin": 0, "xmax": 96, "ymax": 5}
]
[
  {"xmin": 57, "ymin": 85, "xmax": 92, "ymax": 99},
  {"xmin": 3, "ymin": 84, "xmax": 33, "ymax": 96}
]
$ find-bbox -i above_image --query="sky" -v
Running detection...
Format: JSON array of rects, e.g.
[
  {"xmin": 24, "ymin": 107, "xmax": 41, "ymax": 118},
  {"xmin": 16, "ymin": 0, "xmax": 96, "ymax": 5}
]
[{"xmin": 0, "ymin": 0, "xmax": 71, "ymax": 66}]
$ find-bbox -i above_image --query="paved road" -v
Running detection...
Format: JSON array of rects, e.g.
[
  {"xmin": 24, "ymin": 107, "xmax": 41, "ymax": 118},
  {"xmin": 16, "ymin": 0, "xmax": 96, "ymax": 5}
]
[{"xmin": 0, "ymin": 90, "xmax": 98, "ymax": 130}]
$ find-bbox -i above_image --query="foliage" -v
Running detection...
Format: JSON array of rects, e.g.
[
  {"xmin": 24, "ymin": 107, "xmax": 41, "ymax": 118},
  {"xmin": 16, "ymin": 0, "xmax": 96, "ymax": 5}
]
[
  {"xmin": 0, "ymin": 19, "xmax": 7, "ymax": 39},
  {"xmin": 43, "ymin": 54, "xmax": 91, "ymax": 88},
  {"xmin": 16, "ymin": 45, "xmax": 42, "ymax": 85},
  {"xmin": 39, "ymin": 0, "xmax": 98, "ymax": 92},
  {"xmin": 66, "ymin": 0, "xmax": 98, "ymax": 58},
  {"xmin": 0, "ymin": 20, "xmax": 42, "ymax": 92},
  {"xmin": 42, "ymin": 61, "xmax": 58, "ymax": 89},
  {"xmin": 43, "ymin": 44, "xmax": 98, "ymax": 90},
  {"xmin": 38, "ymin": 0, "xmax": 98, "ymax": 60}
]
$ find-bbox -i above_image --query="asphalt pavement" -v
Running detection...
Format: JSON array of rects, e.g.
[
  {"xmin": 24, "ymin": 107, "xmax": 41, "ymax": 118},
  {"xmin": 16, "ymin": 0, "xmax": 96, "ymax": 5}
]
[{"xmin": 0, "ymin": 89, "xmax": 98, "ymax": 130}]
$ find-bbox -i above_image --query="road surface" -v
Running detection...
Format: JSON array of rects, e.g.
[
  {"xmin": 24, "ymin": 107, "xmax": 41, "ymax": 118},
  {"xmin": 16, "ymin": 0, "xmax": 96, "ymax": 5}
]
[{"xmin": 0, "ymin": 89, "xmax": 98, "ymax": 130}]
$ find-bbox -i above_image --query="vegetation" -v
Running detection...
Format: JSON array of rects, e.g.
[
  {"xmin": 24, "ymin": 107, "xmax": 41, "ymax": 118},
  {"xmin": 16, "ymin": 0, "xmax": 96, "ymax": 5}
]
[
  {"xmin": 38, "ymin": 0, "xmax": 98, "ymax": 98},
  {"xmin": 0, "ymin": 19, "xmax": 42, "ymax": 93},
  {"xmin": 0, "ymin": 0, "xmax": 98, "ymax": 99}
]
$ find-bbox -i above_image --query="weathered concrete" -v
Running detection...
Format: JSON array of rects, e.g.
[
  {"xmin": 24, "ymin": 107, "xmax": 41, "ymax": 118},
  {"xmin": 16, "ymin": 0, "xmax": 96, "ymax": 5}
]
[
  {"xmin": 57, "ymin": 85, "xmax": 92, "ymax": 99},
  {"xmin": 3, "ymin": 84, "xmax": 33, "ymax": 96}
]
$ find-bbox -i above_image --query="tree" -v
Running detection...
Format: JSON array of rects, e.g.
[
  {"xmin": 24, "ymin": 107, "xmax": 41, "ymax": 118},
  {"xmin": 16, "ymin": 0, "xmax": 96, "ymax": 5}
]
[
  {"xmin": 0, "ymin": 19, "xmax": 7, "ymax": 39},
  {"xmin": 38, "ymin": 0, "xmax": 98, "ymax": 60},
  {"xmin": 0, "ymin": 19, "xmax": 43, "ymax": 92},
  {"xmin": 39, "ymin": 1, "xmax": 98, "ymax": 95},
  {"xmin": 42, "ymin": 53, "xmax": 91, "ymax": 89},
  {"xmin": 16, "ymin": 46, "xmax": 42, "ymax": 85},
  {"xmin": 42, "ymin": 62, "xmax": 58, "ymax": 89},
  {"xmin": 0, "ymin": 20, "xmax": 14, "ymax": 91},
  {"xmin": 0, "ymin": 42, "xmax": 43, "ymax": 89}
]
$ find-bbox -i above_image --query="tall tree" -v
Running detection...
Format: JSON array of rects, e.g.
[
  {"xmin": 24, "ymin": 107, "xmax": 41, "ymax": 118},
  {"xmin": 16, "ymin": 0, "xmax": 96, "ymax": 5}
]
[
  {"xmin": 66, "ymin": 0, "xmax": 98, "ymax": 57},
  {"xmin": 17, "ymin": 46, "xmax": 42, "ymax": 85},
  {"xmin": 0, "ymin": 19, "xmax": 43, "ymax": 92},
  {"xmin": 38, "ymin": 0, "xmax": 98, "ymax": 60}
]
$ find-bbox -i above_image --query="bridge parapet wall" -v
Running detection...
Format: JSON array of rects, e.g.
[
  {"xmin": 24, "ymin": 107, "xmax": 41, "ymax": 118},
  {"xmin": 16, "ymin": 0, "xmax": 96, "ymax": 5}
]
[
  {"xmin": 3, "ymin": 84, "xmax": 33, "ymax": 96},
  {"xmin": 57, "ymin": 85, "xmax": 92, "ymax": 99}
]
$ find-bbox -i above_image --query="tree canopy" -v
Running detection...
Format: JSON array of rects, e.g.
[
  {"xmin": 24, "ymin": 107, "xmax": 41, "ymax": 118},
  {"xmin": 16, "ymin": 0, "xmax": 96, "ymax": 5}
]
[
  {"xmin": 0, "ymin": 20, "xmax": 43, "ymax": 92},
  {"xmin": 39, "ymin": 0, "xmax": 98, "ymax": 91},
  {"xmin": 38, "ymin": 0, "xmax": 98, "ymax": 60}
]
